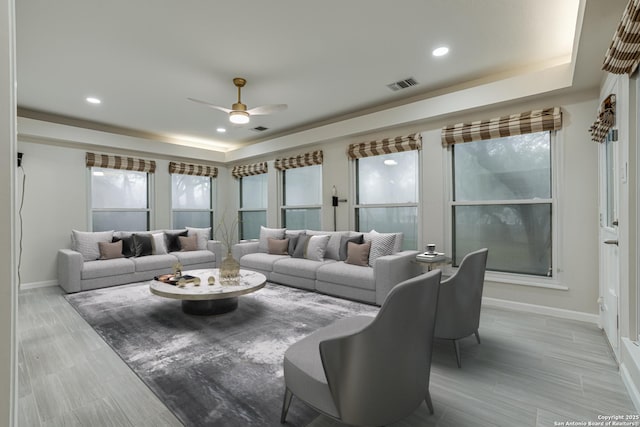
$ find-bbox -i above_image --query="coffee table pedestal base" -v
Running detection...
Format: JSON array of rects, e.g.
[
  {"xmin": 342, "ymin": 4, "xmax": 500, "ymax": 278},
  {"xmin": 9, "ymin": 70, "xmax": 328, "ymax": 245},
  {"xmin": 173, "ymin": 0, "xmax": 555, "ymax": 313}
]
[{"xmin": 181, "ymin": 297, "xmax": 238, "ymax": 315}]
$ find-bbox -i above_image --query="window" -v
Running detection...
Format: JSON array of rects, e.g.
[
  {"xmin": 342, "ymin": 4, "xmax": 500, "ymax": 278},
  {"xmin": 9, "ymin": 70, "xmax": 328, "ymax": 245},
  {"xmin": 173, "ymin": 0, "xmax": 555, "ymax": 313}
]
[
  {"xmin": 355, "ymin": 150, "xmax": 419, "ymax": 250},
  {"xmin": 281, "ymin": 165, "xmax": 322, "ymax": 229},
  {"xmin": 239, "ymin": 174, "xmax": 267, "ymax": 240},
  {"xmin": 91, "ymin": 167, "xmax": 150, "ymax": 231},
  {"xmin": 171, "ymin": 174, "xmax": 214, "ymax": 229},
  {"xmin": 451, "ymin": 131, "xmax": 553, "ymax": 276}
]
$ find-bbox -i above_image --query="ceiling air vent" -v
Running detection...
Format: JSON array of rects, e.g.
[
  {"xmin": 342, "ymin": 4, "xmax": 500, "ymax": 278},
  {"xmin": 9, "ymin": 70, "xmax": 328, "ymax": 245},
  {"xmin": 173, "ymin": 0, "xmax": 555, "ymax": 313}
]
[
  {"xmin": 251, "ymin": 126, "xmax": 269, "ymax": 132},
  {"xmin": 386, "ymin": 77, "xmax": 418, "ymax": 92}
]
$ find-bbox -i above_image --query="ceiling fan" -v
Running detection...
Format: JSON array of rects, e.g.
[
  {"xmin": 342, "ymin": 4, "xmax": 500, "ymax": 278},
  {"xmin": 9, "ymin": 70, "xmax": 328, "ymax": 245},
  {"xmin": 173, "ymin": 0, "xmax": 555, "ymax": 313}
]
[{"xmin": 188, "ymin": 77, "xmax": 287, "ymax": 125}]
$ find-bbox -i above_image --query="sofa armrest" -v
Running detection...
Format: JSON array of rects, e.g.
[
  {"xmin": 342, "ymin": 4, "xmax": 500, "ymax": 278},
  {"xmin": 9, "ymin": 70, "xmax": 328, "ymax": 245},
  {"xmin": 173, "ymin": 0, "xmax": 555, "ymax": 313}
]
[
  {"xmin": 374, "ymin": 250, "xmax": 422, "ymax": 306},
  {"xmin": 232, "ymin": 240, "xmax": 260, "ymax": 261},
  {"xmin": 206, "ymin": 240, "xmax": 225, "ymax": 268},
  {"xmin": 57, "ymin": 249, "xmax": 84, "ymax": 293}
]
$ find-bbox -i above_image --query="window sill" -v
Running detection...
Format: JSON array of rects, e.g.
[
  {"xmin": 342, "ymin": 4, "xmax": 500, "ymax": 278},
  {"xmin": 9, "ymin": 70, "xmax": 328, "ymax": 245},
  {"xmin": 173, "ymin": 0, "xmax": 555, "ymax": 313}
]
[{"xmin": 483, "ymin": 271, "xmax": 568, "ymax": 290}]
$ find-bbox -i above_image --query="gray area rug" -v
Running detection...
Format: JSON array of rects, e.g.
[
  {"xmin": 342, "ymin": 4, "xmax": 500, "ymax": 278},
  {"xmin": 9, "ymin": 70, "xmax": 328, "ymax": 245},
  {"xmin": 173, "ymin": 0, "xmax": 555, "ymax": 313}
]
[{"xmin": 65, "ymin": 282, "xmax": 378, "ymax": 426}]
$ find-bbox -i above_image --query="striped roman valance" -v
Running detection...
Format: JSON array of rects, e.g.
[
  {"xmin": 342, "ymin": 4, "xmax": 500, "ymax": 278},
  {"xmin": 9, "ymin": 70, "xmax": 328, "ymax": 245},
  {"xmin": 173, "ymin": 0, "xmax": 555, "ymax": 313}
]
[
  {"xmin": 589, "ymin": 95, "xmax": 616, "ymax": 143},
  {"xmin": 231, "ymin": 162, "xmax": 268, "ymax": 179},
  {"xmin": 440, "ymin": 107, "xmax": 562, "ymax": 147},
  {"xmin": 86, "ymin": 152, "xmax": 156, "ymax": 173},
  {"xmin": 168, "ymin": 161, "xmax": 218, "ymax": 178},
  {"xmin": 274, "ymin": 150, "xmax": 323, "ymax": 170},
  {"xmin": 602, "ymin": 0, "xmax": 640, "ymax": 75},
  {"xmin": 347, "ymin": 133, "xmax": 422, "ymax": 160}
]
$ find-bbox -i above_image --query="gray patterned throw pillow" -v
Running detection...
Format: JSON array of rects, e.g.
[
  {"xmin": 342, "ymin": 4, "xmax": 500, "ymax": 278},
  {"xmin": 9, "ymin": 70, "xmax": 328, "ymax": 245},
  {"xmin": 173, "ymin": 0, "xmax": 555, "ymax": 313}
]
[{"xmin": 363, "ymin": 232, "xmax": 396, "ymax": 267}]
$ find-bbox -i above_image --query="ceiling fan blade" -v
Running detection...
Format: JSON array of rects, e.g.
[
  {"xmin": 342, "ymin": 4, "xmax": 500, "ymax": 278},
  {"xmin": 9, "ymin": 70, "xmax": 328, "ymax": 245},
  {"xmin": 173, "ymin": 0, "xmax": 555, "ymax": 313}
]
[
  {"xmin": 187, "ymin": 98, "xmax": 232, "ymax": 114},
  {"xmin": 247, "ymin": 104, "xmax": 288, "ymax": 116}
]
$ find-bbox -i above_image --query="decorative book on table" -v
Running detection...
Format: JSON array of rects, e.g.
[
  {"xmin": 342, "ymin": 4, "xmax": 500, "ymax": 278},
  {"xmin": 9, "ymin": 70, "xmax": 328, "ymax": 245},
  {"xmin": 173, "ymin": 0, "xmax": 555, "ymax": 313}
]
[
  {"xmin": 154, "ymin": 274, "xmax": 198, "ymax": 284},
  {"xmin": 415, "ymin": 252, "xmax": 446, "ymax": 262}
]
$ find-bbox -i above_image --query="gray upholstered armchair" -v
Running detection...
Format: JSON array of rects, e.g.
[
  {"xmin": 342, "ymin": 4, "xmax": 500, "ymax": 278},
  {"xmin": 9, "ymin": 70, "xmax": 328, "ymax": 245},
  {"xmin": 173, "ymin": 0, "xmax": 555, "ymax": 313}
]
[
  {"xmin": 434, "ymin": 248, "xmax": 488, "ymax": 368},
  {"xmin": 280, "ymin": 269, "xmax": 442, "ymax": 426}
]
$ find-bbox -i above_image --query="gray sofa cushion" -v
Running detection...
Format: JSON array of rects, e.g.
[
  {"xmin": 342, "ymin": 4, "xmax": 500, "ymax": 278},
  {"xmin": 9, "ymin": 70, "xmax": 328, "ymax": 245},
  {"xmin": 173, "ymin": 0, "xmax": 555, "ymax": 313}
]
[
  {"xmin": 186, "ymin": 226, "xmax": 211, "ymax": 250},
  {"xmin": 82, "ymin": 258, "xmax": 135, "ymax": 280},
  {"xmin": 258, "ymin": 226, "xmax": 286, "ymax": 253},
  {"xmin": 72, "ymin": 230, "xmax": 114, "ymax": 261},
  {"xmin": 306, "ymin": 230, "xmax": 350, "ymax": 261},
  {"xmin": 171, "ymin": 250, "xmax": 215, "ymax": 266},
  {"xmin": 132, "ymin": 233, "xmax": 153, "ymax": 257},
  {"xmin": 241, "ymin": 253, "xmax": 289, "ymax": 272},
  {"xmin": 112, "ymin": 236, "xmax": 134, "ymax": 258},
  {"xmin": 114, "ymin": 230, "xmax": 163, "ymax": 239},
  {"xmin": 316, "ymin": 261, "xmax": 375, "ymax": 291},
  {"xmin": 132, "ymin": 254, "xmax": 177, "ymax": 272},
  {"xmin": 164, "ymin": 229, "xmax": 188, "ymax": 252},
  {"xmin": 151, "ymin": 232, "xmax": 169, "ymax": 255},
  {"xmin": 339, "ymin": 234, "xmax": 364, "ymax": 260},
  {"xmin": 273, "ymin": 258, "xmax": 335, "ymax": 280},
  {"xmin": 305, "ymin": 235, "xmax": 330, "ymax": 261},
  {"xmin": 292, "ymin": 234, "xmax": 310, "ymax": 258}
]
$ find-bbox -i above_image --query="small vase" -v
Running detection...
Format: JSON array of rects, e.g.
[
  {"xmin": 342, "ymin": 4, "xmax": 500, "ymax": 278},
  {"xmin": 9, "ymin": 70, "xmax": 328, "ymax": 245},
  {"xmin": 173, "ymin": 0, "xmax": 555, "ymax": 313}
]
[{"xmin": 220, "ymin": 252, "xmax": 240, "ymax": 283}]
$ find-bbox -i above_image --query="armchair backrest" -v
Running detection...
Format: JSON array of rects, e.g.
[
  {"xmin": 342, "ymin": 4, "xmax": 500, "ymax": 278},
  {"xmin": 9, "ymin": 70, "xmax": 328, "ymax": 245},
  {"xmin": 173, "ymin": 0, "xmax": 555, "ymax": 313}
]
[
  {"xmin": 434, "ymin": 248, "xmax": 488, "ymax": 340},
  {"xmin": 319, "ymin": 269, "xmax": 441, "ymax": 426}
]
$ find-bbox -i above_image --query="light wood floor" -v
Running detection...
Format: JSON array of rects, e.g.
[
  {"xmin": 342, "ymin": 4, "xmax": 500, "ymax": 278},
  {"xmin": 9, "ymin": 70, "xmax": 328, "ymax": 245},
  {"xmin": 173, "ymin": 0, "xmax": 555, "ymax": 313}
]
[{"xmin": 18, "ymin": 285, "xmax": 637, "ymax": 426}]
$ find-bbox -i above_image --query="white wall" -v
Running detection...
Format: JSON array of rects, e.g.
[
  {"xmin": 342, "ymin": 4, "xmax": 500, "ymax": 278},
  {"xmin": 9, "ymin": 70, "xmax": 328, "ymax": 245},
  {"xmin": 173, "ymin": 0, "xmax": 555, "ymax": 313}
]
[
  {"xmin": 18, "ymin": 89, "xmax": 601, "ymax": 316},
  {"xmin": 16, "ymin": 138, "xmax": 227, "ymax": 286},
  {"xmin": 224, "ymin": 90, "xmax": 600, "ymax": 315},
  {"xmin": 17, "ymin": 143, "xmax": 86, "ymax": 285}
]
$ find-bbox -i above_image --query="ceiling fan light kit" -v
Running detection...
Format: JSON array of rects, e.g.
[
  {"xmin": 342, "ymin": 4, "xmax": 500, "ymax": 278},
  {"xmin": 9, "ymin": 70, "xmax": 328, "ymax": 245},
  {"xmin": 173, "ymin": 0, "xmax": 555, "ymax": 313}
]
[
  {"xmin": 188, "ymin": 77, "xmax": 287, "ymax": 127},
  {"xmin": 229, "ymin": 110, "xmax": 250, "ymax": 124}
]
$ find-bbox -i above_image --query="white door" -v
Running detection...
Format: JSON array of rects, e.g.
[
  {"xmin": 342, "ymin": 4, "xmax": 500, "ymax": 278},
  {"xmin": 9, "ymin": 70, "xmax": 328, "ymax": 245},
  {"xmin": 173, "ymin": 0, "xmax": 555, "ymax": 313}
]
[{"xmin": 599, "ymin": 128, "xmax": 620, "ymax": 361}]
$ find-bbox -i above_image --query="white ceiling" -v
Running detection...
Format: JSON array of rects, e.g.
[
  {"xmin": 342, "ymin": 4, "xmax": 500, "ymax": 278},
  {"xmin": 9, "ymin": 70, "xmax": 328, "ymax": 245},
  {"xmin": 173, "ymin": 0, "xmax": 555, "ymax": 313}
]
[{"xmin": 15, "ymin": 0, "xmax": 625, "ymax": 154}]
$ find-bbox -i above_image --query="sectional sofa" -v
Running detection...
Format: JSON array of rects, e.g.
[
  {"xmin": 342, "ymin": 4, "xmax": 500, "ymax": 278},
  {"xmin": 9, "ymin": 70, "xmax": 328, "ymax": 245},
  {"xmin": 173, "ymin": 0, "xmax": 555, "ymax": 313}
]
[
  {"xmin": 57, "ymin": 228, "xmax": 224, "ymax": 293},
  {"xmin": 232, "ymin": 227, "xmax": 422, "ymax": 305}
]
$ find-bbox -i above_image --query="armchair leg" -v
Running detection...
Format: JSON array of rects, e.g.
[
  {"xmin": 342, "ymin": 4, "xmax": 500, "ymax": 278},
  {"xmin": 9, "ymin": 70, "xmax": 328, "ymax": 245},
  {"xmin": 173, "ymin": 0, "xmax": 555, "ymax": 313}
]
[
  {"xmin": 474, "ymin": 330, "xmax": 481, "ymax": 344},
  {"xmin": 453, "ymin": 340, "xmax": 461, "ymax": 368},
  {"xmin": 280, "ymin": 388, "xmax": 293, "ymax": 424},
  {"xmin": 425, "ymin": 389, "xmax": 434, "ymax": 415}
]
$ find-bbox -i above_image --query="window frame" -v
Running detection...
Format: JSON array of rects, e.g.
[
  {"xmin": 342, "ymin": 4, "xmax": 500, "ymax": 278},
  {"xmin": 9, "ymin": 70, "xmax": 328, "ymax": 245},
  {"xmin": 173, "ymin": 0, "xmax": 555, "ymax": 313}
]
[
  {"xmin": 353, "ymin": 150, "xmax": 420, "ymax": 251},
  {"xmin": 280, "ymin": 164, "xmax": 323, "ymax": 230},
  {"xmin": 238, "ymin": 174, "xmax": 268, "ymax": 240},
  {"xmin": 88, "ymin": 166, "xmax": 153, "ymax": 231},
  {"xmin": 170, "ymin": 173, "xmax": 216, "ymax": 231},
  {"xmin": 445, "ymin": 130, "xmax": 565, "ymax": 289}
]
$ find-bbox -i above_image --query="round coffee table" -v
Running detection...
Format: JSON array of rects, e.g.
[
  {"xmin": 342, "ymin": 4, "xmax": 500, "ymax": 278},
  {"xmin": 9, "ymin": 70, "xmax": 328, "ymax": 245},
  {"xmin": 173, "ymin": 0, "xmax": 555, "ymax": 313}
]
[{"xmin": 149, "ymin": 268, "xmax": 266, "ymax": 315}]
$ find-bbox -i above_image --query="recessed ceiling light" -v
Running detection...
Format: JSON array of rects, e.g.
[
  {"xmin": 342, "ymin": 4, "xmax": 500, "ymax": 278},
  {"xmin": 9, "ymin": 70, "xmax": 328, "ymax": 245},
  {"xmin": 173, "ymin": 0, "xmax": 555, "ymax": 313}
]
[
  {"xmin": 86, "ymin": 97, "xmax": 101, "ymax": 104},
  {"xmin": 216, "ymin": 127, "xmax": 226, "ymax": 133},
  {"xmin": 432, "ymin": 46, "xmax": 449, "ymax": 57}
]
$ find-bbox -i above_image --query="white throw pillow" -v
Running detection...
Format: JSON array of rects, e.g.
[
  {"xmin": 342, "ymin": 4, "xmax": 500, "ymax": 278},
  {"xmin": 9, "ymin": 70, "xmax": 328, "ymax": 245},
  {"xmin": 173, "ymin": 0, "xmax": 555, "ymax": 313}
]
[
  {"xmin": 304, "ymin": 235, "xmax": 330, "ymax": 261},
  {"xmin": 258, "ymin": 226, "xmax": 286, "ymax": 253},
  {"xmin": 151, "ymin": 232, "xmax": 168, "ymax": 255},
  {"xmin": 186, "ymin": 227, "xmax": 211, "ymax": 250},
  {"xmin": 71, "ymin": 230, "xmax": 114, "ymax": 261}
]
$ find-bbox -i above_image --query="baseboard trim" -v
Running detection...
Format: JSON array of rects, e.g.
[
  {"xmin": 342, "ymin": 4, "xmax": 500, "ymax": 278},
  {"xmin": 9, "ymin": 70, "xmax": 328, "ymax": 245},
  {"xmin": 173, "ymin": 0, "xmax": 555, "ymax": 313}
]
[
  {"xmin": 621, "ymin": 338, "xmax": 640, "ymax": 413},
  {"xmin": 622, "ymin": 363, "xmax": 640, "ymax": 413},
  {"xmin": 20, "ymin": 280, "xmax": 58, "ymax": 291},
  {"xmin": 482, "ymin": 296, "xmax": 599, "ymax": 324}
]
